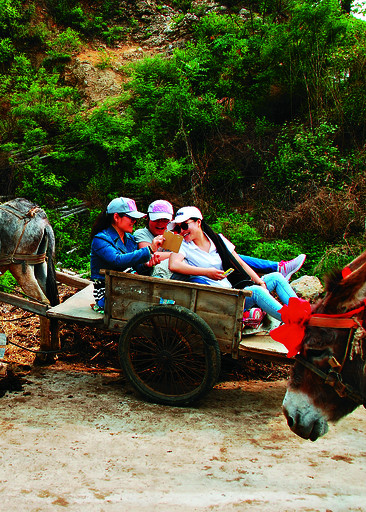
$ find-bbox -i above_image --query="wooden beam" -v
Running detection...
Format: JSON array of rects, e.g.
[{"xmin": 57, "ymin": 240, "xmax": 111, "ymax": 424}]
[
  {"xmin": 55, "ymin": 271, "xmax": 90, "ymax": 289},
  {"xmin": 0, "ymin": 290, "xmax": 48, "ymax": 316}
]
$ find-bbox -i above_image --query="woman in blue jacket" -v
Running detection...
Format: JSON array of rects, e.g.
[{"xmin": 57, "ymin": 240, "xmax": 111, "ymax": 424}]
[{"xmin": 90, "ymin": 197, "xmax": 163, "ymax": 311}]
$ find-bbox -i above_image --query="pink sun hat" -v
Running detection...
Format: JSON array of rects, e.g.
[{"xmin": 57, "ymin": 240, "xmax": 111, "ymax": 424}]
[{"xmin": 147, "ymin": 200, "xmax": 174, "ymax": 221}]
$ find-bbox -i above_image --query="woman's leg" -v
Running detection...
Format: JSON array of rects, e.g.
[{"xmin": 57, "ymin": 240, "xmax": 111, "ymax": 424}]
[
  {"xmin": 244, "ymin": 285, "xmax": 284, "ymax": 320},
  {"xmin": 244, "ymin": 272, "xmax": 297, "ymax": 320},
  {"xmin": 240, "ymin": 254, "xmax": 306, "ymax": 280},
  {"xmin": 262, "ymin": 272, "xmax": 297, "ymax": 303},
  {"xmin": 239, "ymin": 255, "xmax": 277, "ymax": 274}
]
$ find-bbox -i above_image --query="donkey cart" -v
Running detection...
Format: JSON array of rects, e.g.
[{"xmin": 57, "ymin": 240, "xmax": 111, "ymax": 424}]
[{"xmin": 0, "ymin": 270, "xmax": 289, "ymax": 406}]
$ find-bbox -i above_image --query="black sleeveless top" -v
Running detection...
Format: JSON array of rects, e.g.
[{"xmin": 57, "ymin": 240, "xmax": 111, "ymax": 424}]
[{"xmin": 202, "ymin": 221, "xmax": 253, "ymax": 289}]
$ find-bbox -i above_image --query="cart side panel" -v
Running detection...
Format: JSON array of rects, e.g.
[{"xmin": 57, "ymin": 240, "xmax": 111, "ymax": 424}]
[
  {"xmin": 109, "ymin": 278, "xmax": 197, "ymax": 320},
  {"xmin": 194, "ymin": 289, "xmax": 245, "ymax": 349},
  {"xmin": 104, "ymin": 271, "xmax": 248, "ymax": 354}
]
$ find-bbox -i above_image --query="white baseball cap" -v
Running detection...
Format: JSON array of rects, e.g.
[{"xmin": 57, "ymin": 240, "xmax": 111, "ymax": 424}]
[
  {"xmin": 147, "ymin": 200, "xmax": 174, "ymax": 221},
  {"xmin": 168, "ymin": 206, "xmax": 203, "ymax": 229},
  {"xmin": 106, "ymin": 197, "xmax": 146, "ymax": 218}
]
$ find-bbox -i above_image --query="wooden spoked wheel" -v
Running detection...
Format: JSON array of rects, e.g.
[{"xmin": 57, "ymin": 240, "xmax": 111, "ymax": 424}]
[{"xmin": 118, "ymin": 305, "xmax": 221, "ymax": 406}]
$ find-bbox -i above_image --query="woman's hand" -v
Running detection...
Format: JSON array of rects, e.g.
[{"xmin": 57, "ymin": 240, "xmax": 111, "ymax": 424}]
[
  {"xmin": 151, "ymin": 235, "xmax": 164, "ymax": 253},
  {"xmin": 205, "ymin": 268, "xmax": 226, "ymax": 281},
  {"xmin": 145, "ymin": 253, "xmax": 161, "ymax": 267}
]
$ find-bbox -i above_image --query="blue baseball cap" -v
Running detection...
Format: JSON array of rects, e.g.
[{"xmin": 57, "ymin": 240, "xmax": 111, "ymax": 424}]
[{"xmin": 106, "ymin": 197, "xmax": 146, "ymax": 218}]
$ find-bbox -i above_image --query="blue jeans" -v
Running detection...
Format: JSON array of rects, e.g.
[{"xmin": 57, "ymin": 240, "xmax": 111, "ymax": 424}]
[
  {"xmin": 244, "ymin": 272, "xmax": 296, "ymax": 321},
  {"xmin": 240, "ymin": 255, "xmax": 277, "ymax": 274},
  {"xmin": 189, "ymin": 276, "xmax": 211, "ymax": 285}
]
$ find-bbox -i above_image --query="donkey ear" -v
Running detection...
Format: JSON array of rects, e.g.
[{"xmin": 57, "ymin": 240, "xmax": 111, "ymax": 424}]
[{"xmin": 343, "ymin": 250, "xmax": 366, "ymax": 276}]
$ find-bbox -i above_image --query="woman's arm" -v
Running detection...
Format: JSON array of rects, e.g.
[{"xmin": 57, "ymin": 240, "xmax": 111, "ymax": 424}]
[
  {"xmin": 92, "ymin": 236, "xmax": 151, "ymax": 269},
  {"xmin": 231, "ymin": 250, "xmax": 266, "ymax": 287},
  {"xmin": 169, "ymin": 253, "xmax": 226, "ymax": 281},
  {"xmin": 138, "ymin": 241, "xmax": 171, "ymax": 261}
]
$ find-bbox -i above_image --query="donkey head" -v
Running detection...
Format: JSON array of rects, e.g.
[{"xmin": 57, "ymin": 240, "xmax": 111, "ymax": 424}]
[{"xmin": 281, "ymin": 251, "xmax": 366, "ymax": 441}]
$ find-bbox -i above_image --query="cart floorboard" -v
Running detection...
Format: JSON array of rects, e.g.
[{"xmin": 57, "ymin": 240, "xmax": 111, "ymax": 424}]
[{"xmin": 47, "ymin": 283, "xmax": 104, "ymax": 327}]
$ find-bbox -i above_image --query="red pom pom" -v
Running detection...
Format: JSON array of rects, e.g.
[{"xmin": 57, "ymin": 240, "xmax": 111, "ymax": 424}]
[{"xmin": 342, "ymin": 266, "xmax": 352, "ymax": 279}]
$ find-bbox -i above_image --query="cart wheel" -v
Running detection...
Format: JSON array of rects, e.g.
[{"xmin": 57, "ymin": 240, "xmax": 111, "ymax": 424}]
[{"xmin": 119, "ymin": 305, "xmax": 221, "ymax": 406}]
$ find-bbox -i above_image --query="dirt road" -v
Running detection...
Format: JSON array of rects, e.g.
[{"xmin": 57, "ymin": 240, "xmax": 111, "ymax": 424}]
[{"xmin": 0, "ymin": 367, "xmax": 365, "ymax": 511}]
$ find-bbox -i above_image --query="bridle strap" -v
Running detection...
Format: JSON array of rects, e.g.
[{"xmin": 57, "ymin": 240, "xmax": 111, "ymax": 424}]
[
  {"xmin": 295, "ymin": 302, "xmax": 366, "ymax": 406},
  {"xmin": 295, "ymin": 354, "xmax": 366, "ymax": 405},
  {"xmin": 308, "ymin": 317, "xmax": 358, "ymax": 329}
]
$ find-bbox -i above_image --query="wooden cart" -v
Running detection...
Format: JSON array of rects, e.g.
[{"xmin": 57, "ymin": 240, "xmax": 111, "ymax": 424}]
[{"xmin": 45, "ymin": 270, "xmax": 288, "ymax": 405}]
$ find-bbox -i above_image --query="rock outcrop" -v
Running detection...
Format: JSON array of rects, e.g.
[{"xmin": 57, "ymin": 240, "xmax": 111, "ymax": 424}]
[{"xmin": 290, "ymin": 275, "xmax": 324, "ymax": 303}]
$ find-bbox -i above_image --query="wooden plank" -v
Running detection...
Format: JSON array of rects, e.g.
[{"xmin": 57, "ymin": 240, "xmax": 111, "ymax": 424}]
[
  {"xmin": 47, "ymin": 284, "xmax": 104, "ymax": 326},
  {"xmin": 104, "ymin": 270, "xmax": 250, "ymax": 348},
  {"xmin": 104, "ymin": 270, "xmax": 112, "ymax": 328},
  {"xmin": 107, "ymin": 274, "xmax": 241, "ymax": 339},
  {"xmin": 55, "ymin": 271, "xmax": 90, "ymax": 289},
  {"xmin": 238, "ymin": 334, "xmax": 291, "ymax": 362},
  {"xmin": 232, "ymin": 293, "xmax": 247, "ymax": 359},
  {"xmin": 189, "ymin": 288, "xmax": 197, "ymax": 311},
  {"xmin": 0, "ymin": 290, "xmax": 48, "ymax": 316},
  {"xmin": 105, "ymin": 269, "xmax": 252, "ymax": 297},
  {"xmin": 109, "ymin": 277, "xmax": 196, "ymax": 321}
]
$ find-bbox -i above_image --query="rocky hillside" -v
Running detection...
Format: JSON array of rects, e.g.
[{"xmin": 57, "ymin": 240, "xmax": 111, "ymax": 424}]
[{"xmin": 59, "ymin": 1, "xmax": 234, "ymax": 105}]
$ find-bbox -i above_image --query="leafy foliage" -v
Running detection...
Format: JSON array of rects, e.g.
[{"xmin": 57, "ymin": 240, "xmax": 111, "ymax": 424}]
[
  {"xmin": 46, "ymin": 200, "xmax": 98, "ymax": 273},
  {"xmin": 0, "ymin": 0, "xmax": 366, "ymax": 271},
  {"xmin": 46, "ymin": 28, "xmax": 82, "ymax": 61},
  {"xmin": 264, "ymin": 122, "xmax": 343, "ymax": 197},
  {"xmin": 210, "ymin": 213, "xmax": 262, "ymax": 254}
]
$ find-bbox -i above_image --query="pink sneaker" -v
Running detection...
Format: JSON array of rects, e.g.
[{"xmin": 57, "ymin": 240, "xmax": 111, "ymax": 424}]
[
  {"xmin": 278, "ymin": 254, "xmax": 306, "ymax": 281},
  {"xmin": 243, "ymin": 308, "xmax": 266, "ymax": 328}
]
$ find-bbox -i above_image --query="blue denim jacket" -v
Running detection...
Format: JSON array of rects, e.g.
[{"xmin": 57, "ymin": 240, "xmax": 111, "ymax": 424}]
[{"xmin": 90, "ymin": 226, "xmax": 151, "ymax": 280}]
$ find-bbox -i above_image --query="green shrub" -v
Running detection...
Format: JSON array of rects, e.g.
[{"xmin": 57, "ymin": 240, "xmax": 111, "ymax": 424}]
[
  {"xmin": 10, "ymin": 69, "xmax": 81, "ymax": 135},
  {"xmin": 23, "ymin": 127, "xmax": 48, "ymax": 148},
  {"xmin": 0, "ymin": 37, "xmax": 15, "ymax": 64},
  {"xmin": 210, "ymin": 213, "xmax": 261, "ymax": 254},
  {"xmin": 0, "ymin": 0, "xmax": 22, "ymax": 38},
  {"xmin": 95, "ymin": 48, "xmax": 114, "ymax": 70},
  {"xmin": 0, "ymin": 271, "xmax": 18, "ymax": 293},
  {"xmin": 264, "ymin": 122, "xmax": 343, "ymax": 197},
  {"xmin": 46, "ymin": 28, "xmax": 82, "ymax": 60},
  {"xmin": 4, "ymin": 54, "xmax": 34, "ymax": 91},
  {"xmin": 170, "ymin": 0, "xmax": 192, "ymax": 13},
  {"xmin": 15, "ymin": 158, "xmax": 66, "ymax": 204},
  {"xmin": 130, "ymin": 155, "xmax": 191, "ymax": 193},
  {"xmin": 46, "ymin": 201, "xmax": 95, "ymax": 273},
  {"xmin": 102, "ymin": 25, "xmax": 128, "ymax": 46},
  {"xmin": 194, "ymin": 12, "xmax": 243, "ymax": 39},
  {"xmin": 251, "ymin": 239, "xmax": 304, "ymax": 264}
]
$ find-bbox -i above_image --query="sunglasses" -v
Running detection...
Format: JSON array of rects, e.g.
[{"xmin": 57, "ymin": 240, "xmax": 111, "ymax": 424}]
[{"xmin": 173, "ymin": 220, "xmax": 195, "ymax": 234}]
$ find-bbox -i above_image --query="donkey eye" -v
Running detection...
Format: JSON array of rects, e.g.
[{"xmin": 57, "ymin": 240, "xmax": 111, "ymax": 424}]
[{"xmin": 305, "ymin": 348, "xmax": 331, "ymax": 361}]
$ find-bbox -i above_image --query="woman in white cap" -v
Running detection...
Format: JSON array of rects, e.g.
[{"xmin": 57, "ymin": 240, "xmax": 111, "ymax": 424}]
[
  {"xmin": 90, "ymin": 197, "xmax": 163, "ymax": 311},
  {"xmin": 168, "ymin": 206, "xmax": 298, "ymax": 321},
  {"xmin": 135, "ymin": 200, "xmax": 305, "ymax": 281}
]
